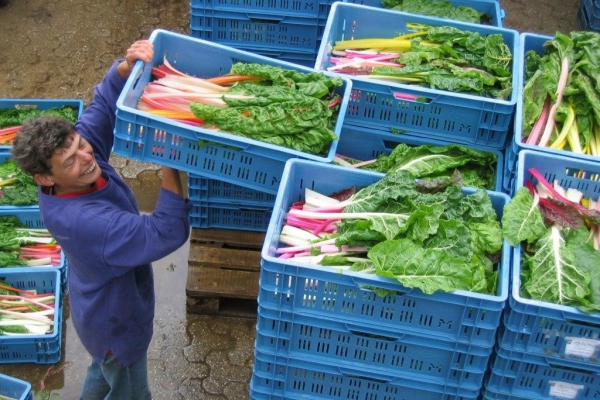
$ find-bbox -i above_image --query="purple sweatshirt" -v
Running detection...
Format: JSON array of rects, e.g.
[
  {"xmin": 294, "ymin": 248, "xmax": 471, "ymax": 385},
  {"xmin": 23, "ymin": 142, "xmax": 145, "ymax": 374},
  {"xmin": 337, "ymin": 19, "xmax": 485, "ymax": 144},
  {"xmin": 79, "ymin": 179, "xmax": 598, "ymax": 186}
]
[{"xmin": 38, "ymin": 61, "xmax": 191, "ymax": 367}]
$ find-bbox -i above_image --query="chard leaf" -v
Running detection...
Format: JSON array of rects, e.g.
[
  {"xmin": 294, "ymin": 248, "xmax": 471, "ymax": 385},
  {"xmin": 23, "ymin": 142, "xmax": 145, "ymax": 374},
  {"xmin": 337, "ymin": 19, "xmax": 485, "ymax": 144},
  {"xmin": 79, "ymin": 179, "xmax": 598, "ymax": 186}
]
[
  {"xmin": 423, "ymin": 219, "xmax": 472, "ymax": 260},
  {"xmin": 405, "ymin": 203, "xmax": 444, "ymax": 243},
  {"xmin": 525, "ymin": 225, "xmax": 591, "ymax": 306},
  {"xmin": 415, "ymin": 170, "xmax": 463, "ymax": 193},
  {"xmin": 364, "ymin": 212, "xmax": 411, "ymax": 240},
  {"xmin": 501, "ymin": 187, "xmax": 546, "ymax": 246},
  {"xmin": 469, "ymin": 255, "xmax": 489, "ymax": 293},
  {"xmin": 470, "ymin": 221, "xmax": 503, "ymax": 254},
  {"xmin": 461, "ymin": 189, "xmax": 499, "ymax": 224},
  {"xmin": 483, "ymin": 34, "xmax": 513, "ymax": 77},
  {"xmin": 369, "ymin": 239, "xmax": 473, "ymax": 294},
  {"xmin": 343, "ymin": 170, "xmax": 416, "ymax": 213},
  {"xmin": 538, "ymin": 197, "xmax": 585, "ymax": 229},
  {"xmin": 565, "ymin": 227, "xmax": 600, "ymax": 312}
]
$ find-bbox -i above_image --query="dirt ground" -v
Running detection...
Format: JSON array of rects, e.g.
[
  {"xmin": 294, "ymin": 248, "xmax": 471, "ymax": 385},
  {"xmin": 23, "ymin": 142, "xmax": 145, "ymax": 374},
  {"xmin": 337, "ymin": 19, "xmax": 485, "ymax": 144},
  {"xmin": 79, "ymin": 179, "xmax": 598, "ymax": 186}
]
[
  {"xmin": 0, "ymin": 0, "xmax": 189, "ymax": 103},
  {"xmin": 0, "ymin": 0, "xmax": 582, "ymax": 104}
]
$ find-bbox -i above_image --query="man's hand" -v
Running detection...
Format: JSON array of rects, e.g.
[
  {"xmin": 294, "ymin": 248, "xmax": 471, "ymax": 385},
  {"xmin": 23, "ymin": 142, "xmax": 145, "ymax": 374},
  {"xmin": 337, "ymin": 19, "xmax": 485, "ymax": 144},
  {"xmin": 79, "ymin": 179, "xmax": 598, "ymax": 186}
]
[{"xmin": 117, "ymin": 39, "xmax": 154, "ymax": 78}]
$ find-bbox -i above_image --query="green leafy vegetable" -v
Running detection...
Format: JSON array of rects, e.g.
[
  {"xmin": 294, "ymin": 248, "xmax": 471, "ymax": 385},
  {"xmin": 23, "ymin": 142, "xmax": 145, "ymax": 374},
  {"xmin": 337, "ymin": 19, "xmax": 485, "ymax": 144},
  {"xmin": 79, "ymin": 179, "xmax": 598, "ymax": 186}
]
[
  {"xmin": 190, "ymin": 63, "xmax": 344, "ymax": 155},
  {"xmin": 381, "ymin": 0, "xmax": 489, "ymax": 25},
  {"xmin": 0, "ymin": 158, "xmax": 38, "ymax": 206},
  {"xmin": 283, "ymin": 169, "xmax": 503, "ymax": 295},
  {"xmin": 502, "ymin": 179, "xmax": 600, "ymax": 313},
  {"xmin": 0, "ymin": 105, "xmax": 78, "ymax": 128},
  {"xmin": 501, "ymin": 187, "xmax": 547, "ymax": 246},
  {"xmin": 343, "ymin": 141, "xmax": 498, "ymax": 189}
]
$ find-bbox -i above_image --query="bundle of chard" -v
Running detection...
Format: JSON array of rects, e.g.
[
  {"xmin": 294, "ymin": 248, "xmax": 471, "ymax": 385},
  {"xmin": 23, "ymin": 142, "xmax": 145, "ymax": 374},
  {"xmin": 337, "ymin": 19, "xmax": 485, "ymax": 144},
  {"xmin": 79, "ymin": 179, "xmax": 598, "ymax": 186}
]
[
  {"xmin": 0, "ymin": 216, "xmax": 61, "ymax": 268},
  {"xmin": 328, "ymin": 23, "xmax": 513, "ymax": 100},
  {"xmin": 0, "ymin": 280, "xmax": 55, "ymax": 335},
  {"xmin": 502, "ymin": 169, "xmax": 600, "ymax": 313},
  {"xmin": 137, "ymin": 59, "xmax": 344, "ymax": 155}
]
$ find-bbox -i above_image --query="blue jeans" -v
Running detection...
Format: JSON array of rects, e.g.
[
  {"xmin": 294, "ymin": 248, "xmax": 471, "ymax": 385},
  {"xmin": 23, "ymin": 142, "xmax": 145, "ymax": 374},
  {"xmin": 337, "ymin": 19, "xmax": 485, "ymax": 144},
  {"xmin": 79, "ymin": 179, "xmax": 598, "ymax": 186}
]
[{"xmin": 80, "ymin": 353, "xmax": 151, "ymax": 400}]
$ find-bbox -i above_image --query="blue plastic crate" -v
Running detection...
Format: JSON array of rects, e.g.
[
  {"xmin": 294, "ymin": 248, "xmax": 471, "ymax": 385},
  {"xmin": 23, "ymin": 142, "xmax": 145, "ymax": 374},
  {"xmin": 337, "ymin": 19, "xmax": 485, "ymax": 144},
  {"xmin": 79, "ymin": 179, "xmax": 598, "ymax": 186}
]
[
  {"xmin": 255, "ymin": 305, "xmax": 493, "ymax": 391},
  {"xmin": 259, "ymin": 159, "xmax": 511, "ymax": 348},
  {"xmin": 336, "ymin": 124, "xmax": 505, "ymax": 192},
  {"xmin": 188, "ymin": 174, "xmax": 276, "ymax": 207},
  {"xmin": 315, "ymin": 3, "xmax": 519, "ymax": 149},
  {"xmin": 190, "ymin": 201, "xmax": 273, "ymax": 231},
  {"xmin": 344, "ymin": 0, "xmax": 505, "ymax": 27},
  {"xmin": 485, "ymin": 346, "xmax": 600, "ymax": 399},
  {"xmin": 501, "ymin": 150, "xmax": 600, "ymax": 368},
  {"xmin": 114, "ymin": 29, "xmax": 352, "ymax": 195},
  {"xmin": 0, "ymin": 98, "xmax": 84, "ymax": 152},
  {"xmin": 190, "ymin": 0, "xmax": 338, "ymax": 20},
  {"xmin": 250, "ymin": 350, "xmax": 481, "ymax": 400},
  {"xmin": 0, "ymin": 208, "xmax": 68, "ymax": 293},
  {"xmin": 0, "ymin": 153, "xmax": 38, "ymax": 210},
  {"xmin": 0, "ymin": 373, "xmax": 32, "ymax": 400},
  {"xmin": 0, "ymin": 269, "xmax": 62, "ymax": 364},
  {"xmin": 189, "ymin": 8, "xmax": 326, "ymax": 54}
]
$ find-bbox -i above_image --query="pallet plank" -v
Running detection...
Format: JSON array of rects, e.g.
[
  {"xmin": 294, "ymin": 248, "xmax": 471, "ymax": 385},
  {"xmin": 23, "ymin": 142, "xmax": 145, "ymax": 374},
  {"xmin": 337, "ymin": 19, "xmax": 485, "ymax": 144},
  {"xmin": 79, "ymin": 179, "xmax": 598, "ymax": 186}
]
[
  {"xmin": 190, "ymin": 228, "xmax": 265, "ymax": 248},
  {"xmin": 186, "ymin": 264, "xmax": 258, "ymax": 298},
  {"xmin": 188, "ymin": 246, "xmax": 260, "ymax": 271}
]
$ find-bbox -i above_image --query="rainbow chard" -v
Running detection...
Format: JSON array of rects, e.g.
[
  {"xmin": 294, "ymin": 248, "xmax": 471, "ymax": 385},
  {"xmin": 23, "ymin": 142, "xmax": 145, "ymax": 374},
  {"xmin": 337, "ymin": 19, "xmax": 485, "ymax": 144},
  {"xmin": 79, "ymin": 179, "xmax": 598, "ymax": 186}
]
[{"xmin": 276, "ymin": 170, "xmax": 503, "ymax": 296}]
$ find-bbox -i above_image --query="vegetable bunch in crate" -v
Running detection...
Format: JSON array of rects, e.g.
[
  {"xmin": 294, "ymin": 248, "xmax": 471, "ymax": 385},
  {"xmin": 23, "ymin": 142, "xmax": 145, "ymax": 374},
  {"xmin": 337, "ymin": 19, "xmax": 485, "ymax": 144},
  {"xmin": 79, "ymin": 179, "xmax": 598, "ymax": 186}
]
[
  {"xmin": 0, "ymin": 99, "xmax": 82, "ymax": 151},
  {"xmin": 334, "ymin": 125, "xmax": 504, "ymax": 191},
  {"xmin": 0, "ymin": 156, "xmax": 37, "ymax": 208},
  {"xmin": 142, "ymin": 60, "xmax": 343, "ymax": 156}
]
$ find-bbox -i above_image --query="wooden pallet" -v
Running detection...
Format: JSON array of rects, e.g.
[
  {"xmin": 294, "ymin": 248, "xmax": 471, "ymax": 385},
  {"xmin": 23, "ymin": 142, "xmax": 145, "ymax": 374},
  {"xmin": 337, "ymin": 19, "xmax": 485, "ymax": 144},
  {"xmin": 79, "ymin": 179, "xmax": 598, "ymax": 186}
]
[{"xmin": 186, "ymin": 228, "xmax": 265, "ymax": 318}]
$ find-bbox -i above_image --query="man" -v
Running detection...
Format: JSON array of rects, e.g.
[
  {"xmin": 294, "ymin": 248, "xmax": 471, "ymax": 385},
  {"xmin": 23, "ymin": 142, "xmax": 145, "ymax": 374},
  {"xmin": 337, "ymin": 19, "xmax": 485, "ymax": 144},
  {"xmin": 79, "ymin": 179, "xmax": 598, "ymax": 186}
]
[{"xmin": 12, "ymin": 39, "xmax": 191, "ymax": 400}]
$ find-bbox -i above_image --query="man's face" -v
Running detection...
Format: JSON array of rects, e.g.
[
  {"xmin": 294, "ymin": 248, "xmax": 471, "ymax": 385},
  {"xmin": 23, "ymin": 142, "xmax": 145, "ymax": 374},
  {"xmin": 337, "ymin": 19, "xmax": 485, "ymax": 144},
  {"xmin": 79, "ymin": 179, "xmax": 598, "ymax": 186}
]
[{"xmin": 36, "ymin": 132, "xmax": 101, "ymax": 194}]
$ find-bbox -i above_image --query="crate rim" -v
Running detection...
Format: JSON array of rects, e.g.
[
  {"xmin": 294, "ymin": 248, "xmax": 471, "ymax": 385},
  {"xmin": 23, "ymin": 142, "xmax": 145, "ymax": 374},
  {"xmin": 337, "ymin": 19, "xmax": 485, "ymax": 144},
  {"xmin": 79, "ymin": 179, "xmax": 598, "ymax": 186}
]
[
  {"xmin": 344, "ymin": 0, "xmax": 506, "ymax": 27},
  {"xmin": 316, "ymin": 2, "xmax": 520, "ymax": 106},
  {"xmin": 261, "ymin": 158, "xmax": 510, "ymax": 303},
  {"xmin": 115, "ymin": 28, "xmax": 352, "ymax": 165}
]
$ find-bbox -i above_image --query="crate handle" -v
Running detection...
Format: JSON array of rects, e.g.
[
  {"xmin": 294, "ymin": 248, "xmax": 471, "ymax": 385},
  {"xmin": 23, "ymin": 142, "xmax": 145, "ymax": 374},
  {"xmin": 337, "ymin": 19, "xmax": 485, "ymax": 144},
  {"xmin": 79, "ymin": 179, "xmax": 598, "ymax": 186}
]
[
  {"xmin": 348, "ymin": 329, "xmax": 397, "ymax": 342},
  {"xmin": 393, "ymin": 92, "xmax": 430, "ymax": 103},
  {"xmin": 130, "ymin": 61, "xmax": 146, "ymax": 93},
  {"xmin": 339, "ymin": 367, "xmax": 392, "ymax": 383},
  {"xmin": 238, "ymin": 207, "xmax": 272, "ymax": 213},
  {"xmin": 248, "ymin": 15, "xmax": 284, "ymax": 24}
]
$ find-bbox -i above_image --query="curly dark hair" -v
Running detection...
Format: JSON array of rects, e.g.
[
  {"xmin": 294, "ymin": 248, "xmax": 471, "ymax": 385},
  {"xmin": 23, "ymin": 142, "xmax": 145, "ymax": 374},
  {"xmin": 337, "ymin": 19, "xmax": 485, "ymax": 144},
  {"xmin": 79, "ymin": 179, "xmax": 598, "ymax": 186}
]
[{"xmin": 11, "ymin": 115, "xmax": 76, "ymax": 176}]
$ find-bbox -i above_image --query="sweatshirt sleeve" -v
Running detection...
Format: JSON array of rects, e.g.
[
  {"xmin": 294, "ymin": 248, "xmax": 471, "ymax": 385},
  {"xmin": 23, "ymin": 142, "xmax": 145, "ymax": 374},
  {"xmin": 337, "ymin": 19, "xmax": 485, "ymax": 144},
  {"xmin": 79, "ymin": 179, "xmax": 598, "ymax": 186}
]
[
  {"xmin": 76, "ymin": 60, "xmax": 128, "ymax": 162},
  {"xmin": 100, "ymin": 188, "xmax": 192, "ymax": 273}
]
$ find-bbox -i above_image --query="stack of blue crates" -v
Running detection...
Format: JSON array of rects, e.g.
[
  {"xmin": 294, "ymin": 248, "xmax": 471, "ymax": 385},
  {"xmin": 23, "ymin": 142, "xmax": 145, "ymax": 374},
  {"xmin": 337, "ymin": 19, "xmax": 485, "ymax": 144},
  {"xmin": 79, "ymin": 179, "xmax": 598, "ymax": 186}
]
[
  {"xmin": 187, "ymin": 174, "xmax": 276, "ymax": 232},
  {"xmin": 251, "ymin": 159, "xmax": 512, "ymax": 399},
  {"xmin": 0, "ymin": 99, "xmax": 83, "ymax": 294},
  {"xmin": 0, "ymin": 99, "xmax": 82, "ymax": 365},
  {"xmin": 480, "ymin": 150, "xmax": 600, "ymax": 399}
]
